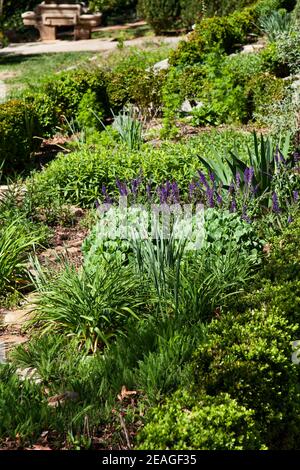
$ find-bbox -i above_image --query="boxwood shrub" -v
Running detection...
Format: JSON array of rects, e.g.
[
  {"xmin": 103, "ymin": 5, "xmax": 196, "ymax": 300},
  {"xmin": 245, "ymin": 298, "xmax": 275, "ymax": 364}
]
[
  {"xmin": 137, "ymin": 391, "xmax": 265, "ymax": 450},
  {"xmin": 0, "ymin": 99, "xmax": 41, "ymax": 176}
]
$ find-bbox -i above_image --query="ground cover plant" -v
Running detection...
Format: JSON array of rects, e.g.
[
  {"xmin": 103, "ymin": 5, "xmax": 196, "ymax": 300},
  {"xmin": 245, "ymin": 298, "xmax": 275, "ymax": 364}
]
[{"xmin": 0, "ymin": 0, "xmax": 299, "ymax": 452}]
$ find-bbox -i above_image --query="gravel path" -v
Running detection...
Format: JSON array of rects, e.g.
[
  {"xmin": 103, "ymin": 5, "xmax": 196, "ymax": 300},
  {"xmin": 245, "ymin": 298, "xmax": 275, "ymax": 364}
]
[{"xmin": 0, "ymin": 36, "xmax": 182, "ymax": 57}]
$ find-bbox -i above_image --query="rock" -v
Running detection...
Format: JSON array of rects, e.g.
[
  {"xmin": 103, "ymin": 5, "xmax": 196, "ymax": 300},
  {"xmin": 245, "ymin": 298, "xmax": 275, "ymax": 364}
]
[
  {"xmin": 180, "ymin": 99, "xmax": 204, "ymax": 113},
  {"xmin": 152, "ymin": 58, "xmax": 169, "ymax": 72},
  {"xmin": 16, "ymin": 367, "xmax": 42, "ymax": 384},
  {"xmin": 181, "ymin": 99, "xmax": 193, "ymax": 113},
  {"xmin": 47, "ymin": 391, "xmax": 79, "ymax": 408},
  {"xmin": 241, "ymin": 43, "xmax": 264, "ymax": 54}
]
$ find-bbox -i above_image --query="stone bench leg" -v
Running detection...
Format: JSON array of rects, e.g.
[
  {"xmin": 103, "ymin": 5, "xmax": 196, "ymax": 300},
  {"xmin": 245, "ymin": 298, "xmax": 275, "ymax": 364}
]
[
  {"xmin": 74, "ymin": 25, "xmax": 91, "ymax": 40},
  {"xmin": 37, "ymin": 24, "xmax": 56, "ymax": 41}
]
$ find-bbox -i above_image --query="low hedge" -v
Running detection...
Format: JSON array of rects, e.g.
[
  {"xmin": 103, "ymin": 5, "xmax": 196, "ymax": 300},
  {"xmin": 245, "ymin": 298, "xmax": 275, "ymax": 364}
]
[
  {"xmin": 137, "ymin": 391, "xmax": 265, "ymax": 450},
  {"xmin": 0, "ymin": 99, "xmax": 41, "ymax": 176}
]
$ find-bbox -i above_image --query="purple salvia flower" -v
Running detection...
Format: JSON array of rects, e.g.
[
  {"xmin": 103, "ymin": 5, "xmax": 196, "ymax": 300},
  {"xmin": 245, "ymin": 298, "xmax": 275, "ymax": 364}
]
[
  {"xmin": 166, "ymin": 181, "xmax": 172, "ymax": 197},
  {"xmin": 101, "ymin": 185, "xmax": 112, "ymax": 204},
  {"xmin": 171, "ymin": 181, "xmax": 180, "ymax": 203},
  {"xmin": 131, "ymin": 178, "xmax": 141, "ymax": 198},
  {"xmin": 244, "ymin": 167, "xmax": 254, "ymax": 187},
  {"xmin": 272, "ymin": 192, "xmax": 280, "ymax": 213},
  {"xmin": 209, "ymin": 172, "xmax": 215, "ymax": 183},
  {"xmin": 279, "ymin": 149, "xmax": 286, "ymax": 164},
  {"xmin": 287, "ymin": 215, "xmax": 293, "ymax": 224},
  {"xmin": 206, "ymin": 188, "xmax": 214, "ymax": 208},
  {"xmin": 198, "ymin": 170, "xmax": 209, "ymax": 189},
  {"xmin": 230, "ymin": 198, "xmax": 237, "ymax": 213},
  {"xmin": 242, "ymin": 204, "xmax": 251, "ymax": 224},
  {"xmin": 116, "ymin": 179, "xmax": 128, "ymax": 196},
  {"xmin": 216, "ymin": 193, "xmax": 223, "ymax": 206},
  {"xmin": 293, "ymin": 190, "xmax": 299, "ymax": 203},
  {"xmin": 95, "ymin": 199, "xmax": 100, "ymax": 209},
  {"xmin": 189, "ymin": 182, "xmax": 196, "ymax": 200}
]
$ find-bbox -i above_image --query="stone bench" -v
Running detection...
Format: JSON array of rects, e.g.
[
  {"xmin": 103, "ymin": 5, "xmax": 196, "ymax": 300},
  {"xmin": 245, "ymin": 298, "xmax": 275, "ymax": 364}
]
[{"xmin": 22, "ymin": 3, "xmax": 102, "ymax": 41}]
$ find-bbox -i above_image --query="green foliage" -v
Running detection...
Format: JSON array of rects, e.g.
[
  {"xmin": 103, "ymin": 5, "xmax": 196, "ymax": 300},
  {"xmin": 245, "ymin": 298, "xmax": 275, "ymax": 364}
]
[
  {"xmin": 170, "ymin": 6, "xmax": 257, "ymax": 67},
  {"xmin": 275, "ymin": 28, "xmax": 300, "ymax": 74},
  {"xmin": 107, "ymin": 66, "xmax": 165, "ymax": 118},
  {"xmin": 76, "ymin": 89, "xmax": 105, "ymax": 130},
  {"xmin": 0, "ymin": 220, "xmax": 42, "ymax": 297},
  {"xmin": 31, "ymin": 67, "xmax": 108, "ymax": 134},
  {"xmin": 137, "ymin": 0, "xmax": 181, "ymax": 33},
  {"xmin": 137, "ymin": 391, "xmax": 265, "ymax": 450},
  {"xmin": 112, "ymin": 107, "xmax": 143, "ymax": 149},
  {"xmin": 262, "ymin": 214, "xmax": 300, "ymax": 282},
  {"xmin": 192, "ymin": 308, "xmax": 300, "ymax": 448},
  {"xmin": 204, "ymin": 208, "xmax": 262, "ymax": 256},
  {"xmin": 0, "ymin": 99, "xmax": 41, "ymax": 175},
  {"xmin": 259, "ymin": 9, "xmax": 292, "ymax": 42},
  {"xmin": 198, "ymin": 132, "xmax": 291, "ymax": 195},
  {"xmin": 29, "ymin": 260, "xmax": 151, "ymax": 353},
  {"xmin": 0, "ymin": 364, "xmax": 48, "ymax": 443},
  {"xmin": 292, "ymin": 0, "xmax": 300, "ymax": 19},
  {"xmin": 89, "ymin": 0, "xmax": 137, "ymax": 21}
]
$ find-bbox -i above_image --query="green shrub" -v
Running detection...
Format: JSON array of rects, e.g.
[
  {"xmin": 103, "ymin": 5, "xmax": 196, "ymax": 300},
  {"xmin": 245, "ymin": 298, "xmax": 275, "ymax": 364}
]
[
  {"xmin": 89, "ymin": 0, "xmax": 137, "ymax": 23},
  {"xmin": 192, "ymin": 308, "xmax": 300, "ymax": 448},
  {"xmin": 0, "ymin": 219, "xmax": 42, "ymax": 297},
  {"xmin": 262, "ymin": 215, "xmax": 300, "ymax": 282},
  {"xmin": 29, "ymin": 260, "xmax": 151, "ymax": 353},
  {"xmin": 275, "ymin": 29, "xmax": 300, "ymax": 74},
  {"xmin": 107, "ymin": 67, "xmax": 165, "ymax": 117},
  {"xmin": 137, "ymin": 0, "xmax": 181, "ymax": 34},
  {"xmin": 0, "ymin": 99, "xmax": 41, "ymax": 175},
  {"xmin": 259, "ymin": 9, "xmax": 292, "ymax": 42},
  {"xmin": 30, "ymin": 67, "xmax": 109, "ymax": 134},
  {"xmin": 0, "ymin": 364, "xmax": 48, "ymax": 444},
  {"xmin": 170, "ymin": 6, "xmax": 258, "ymax": 67},
  {"xmin": 76, "ymin": 89, "xmax": 105, "ymax": 130},
  {"xmin": 137, "ymin": 391, "xmax": 265, "ymax": 450},
  {"xmin": 292, "ymin": 0, "xmax": 300, "ymax": 20},
  {"xmin": 246, "ymin": 72, "xmax": 286, "ymax": 119}
]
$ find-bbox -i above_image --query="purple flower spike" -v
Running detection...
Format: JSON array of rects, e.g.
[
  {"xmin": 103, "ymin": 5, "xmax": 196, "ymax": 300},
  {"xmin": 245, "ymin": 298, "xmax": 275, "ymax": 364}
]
[
  {"xmin": 209, "ymin": 172, "xmax": 215, "ymax": 183},
  {"xmin": 293, "ymin": 190, "xmax": 299, "ymax": 203},
  {"xmin": 95, "ymin": 199, "xmax": 100, "ymax": 209},
  {"xmin": 244, "ymin": 167, "xmax": 254, "ymax": 187},
  {"xmin": 198, "ymin": 170, "xmax": 209, "ymax": 189},
  {"xmin": 116, "ymin": 179, "xmax": 128, "ymax": 196},
  {"xmin": 189, "ymin": 182, "xmax": 196, "ymax": 200},
  {"xmin": 279, "ymin": 150, "xmax": 286, "ymax": 164},
  {"xmin": 101, "ymin": 185, "xmax": 112, "ymax": 204},
  {"xmin": 131, "ymin": 178, "xmax": 141, "ymax": 198},
  {"xmin": 206, "ymin": 188, "xmax": 214, "ymax": 208},
  {"xmin": 272, "ymin": 192, "xmax": 280, "ymax": 213},
  {"xmin": 242, "ymin": 204, "xmax": 251, "ymax": 224},
  {"xmin": 171, "ymin": 181, "xmax": 180, "ymax": 203},
  {"xmin": 216, "ymin": 193, "xmax": 223, "ymax": 206},
  {"xmin": 287, "ymin": 215, "xmax": 293, "ymax": 224},
  {"xmin": 230, "ymin": 198, "xmax": 237, "ymax": 213}
]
